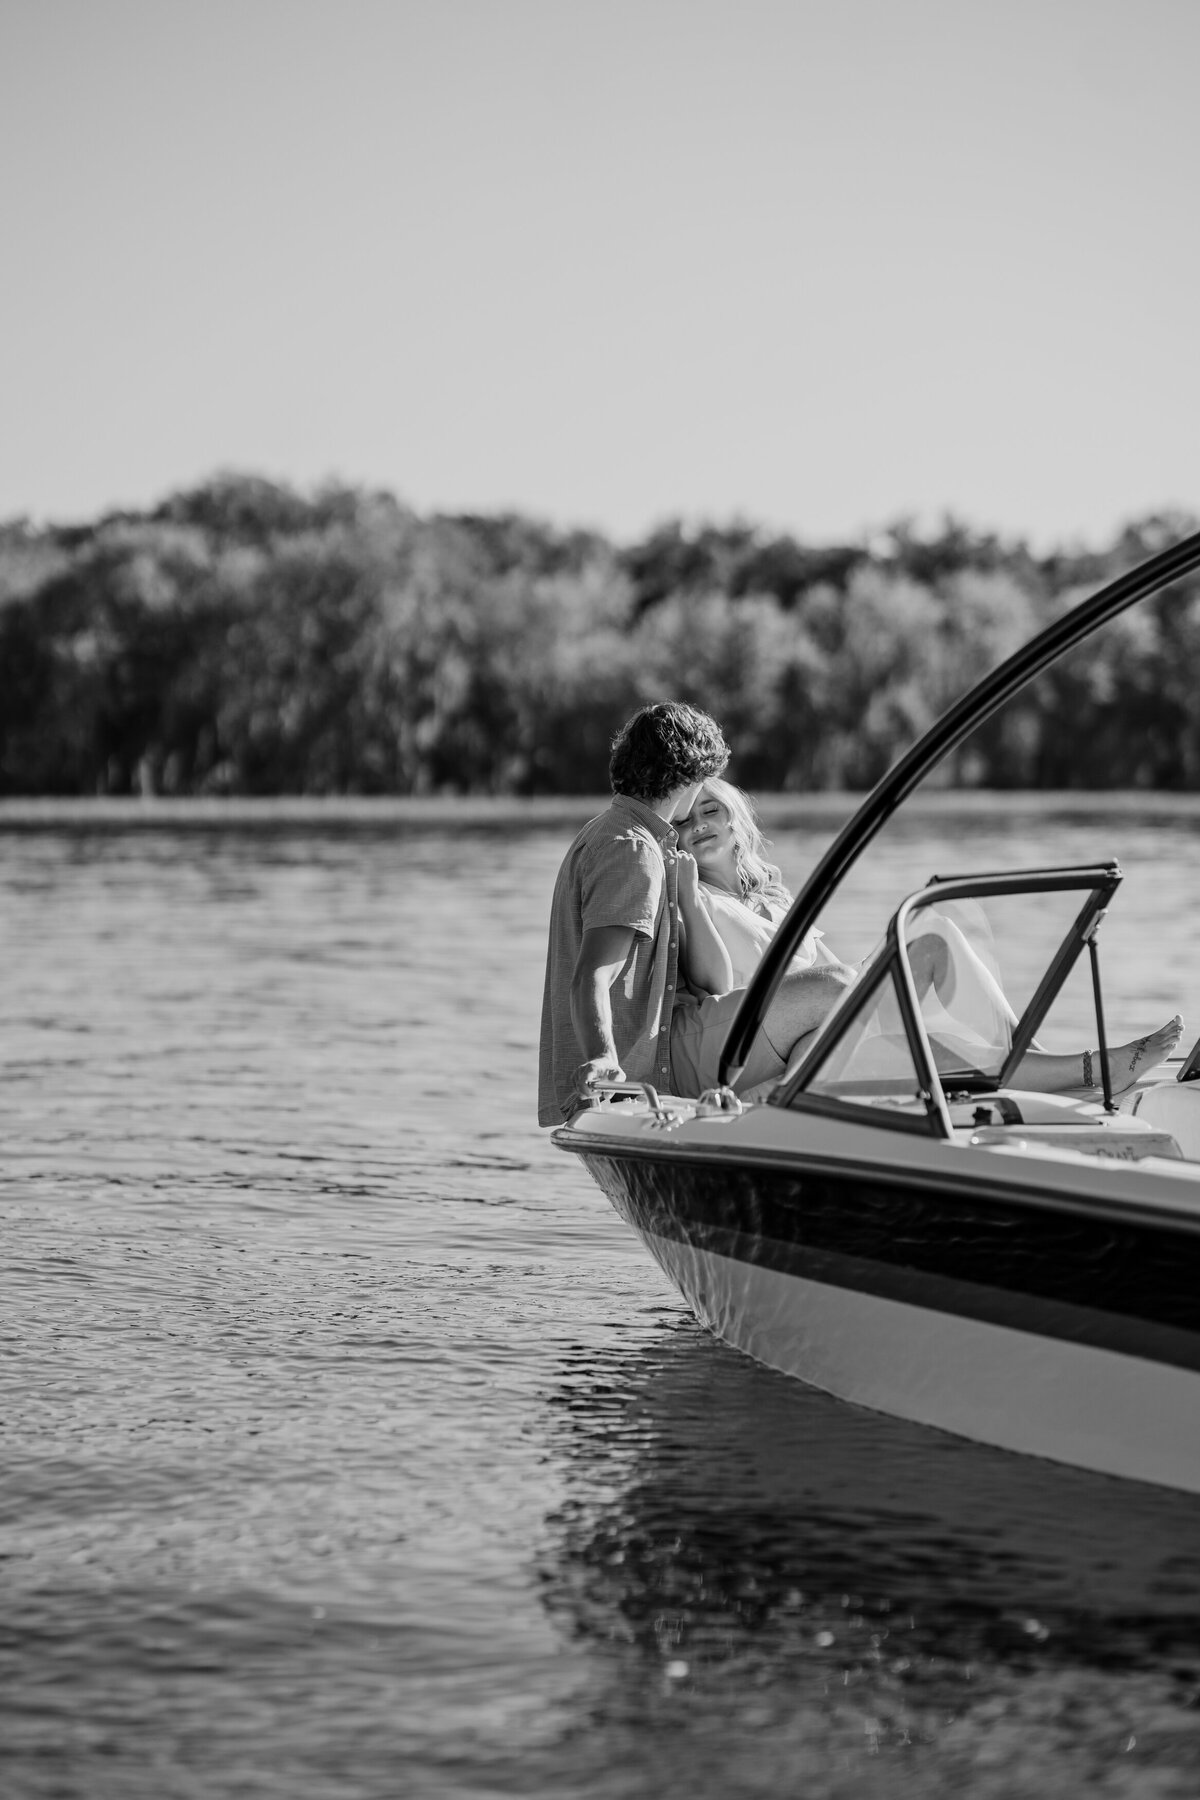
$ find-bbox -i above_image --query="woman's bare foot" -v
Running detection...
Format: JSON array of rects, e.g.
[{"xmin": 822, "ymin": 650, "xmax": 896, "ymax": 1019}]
[{"xmin": 1103, "ymin": 1015, "xmax": 1184, "ymax": 1096}]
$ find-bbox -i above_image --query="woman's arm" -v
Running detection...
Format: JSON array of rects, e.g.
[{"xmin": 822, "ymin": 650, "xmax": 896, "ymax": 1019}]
[{"xmin": 674, "ymin": 852, "xmax": 734, "ymax": 995}]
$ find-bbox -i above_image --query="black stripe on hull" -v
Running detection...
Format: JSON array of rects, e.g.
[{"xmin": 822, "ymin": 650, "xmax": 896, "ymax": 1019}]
[{"xmin": 574, "ymin": 1145, "xmax": 1200, "ymax": 1374}]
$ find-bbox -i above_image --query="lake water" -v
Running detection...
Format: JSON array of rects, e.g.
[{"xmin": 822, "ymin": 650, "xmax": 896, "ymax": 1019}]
[{"xmin": 4, "ymin": 797, "xmax": 1200, "ymax": 1799}]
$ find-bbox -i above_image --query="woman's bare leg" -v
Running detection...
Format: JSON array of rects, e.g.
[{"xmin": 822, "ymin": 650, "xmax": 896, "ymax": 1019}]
[{"xmin": 1012, "ymin": 1015, "xmax": 1183, "ymax": 1096}]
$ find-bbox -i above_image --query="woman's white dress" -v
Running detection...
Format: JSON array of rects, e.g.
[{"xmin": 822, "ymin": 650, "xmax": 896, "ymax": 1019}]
[
  {"xmin": 698, "ymin": 883, "xmax": 843, "ymax": 988},
  {"xmin": 699, "ymin": 881, "xmax": 1025, "ymax": 1086}
]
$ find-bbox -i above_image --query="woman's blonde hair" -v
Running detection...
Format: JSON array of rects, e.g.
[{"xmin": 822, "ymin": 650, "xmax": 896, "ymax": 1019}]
[{"xmin": 700, "ymin": 777, "xmax": 792, "ymax": 908}]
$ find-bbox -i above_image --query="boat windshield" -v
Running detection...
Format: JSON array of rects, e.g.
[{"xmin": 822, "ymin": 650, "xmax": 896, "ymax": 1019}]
[
  {"xmin": 899, "ymin": 889, "xmax": 1086, "ymax": 1082},
  {"xmin": 786, "ymin": 869, "xmax": 1115, "ymax": 1123}
]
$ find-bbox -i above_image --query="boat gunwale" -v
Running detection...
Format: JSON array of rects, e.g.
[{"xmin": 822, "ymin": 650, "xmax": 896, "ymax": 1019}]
[{"xmin": 553, "ymin": 1122, "xmax": 1200, "ymax": 1237}]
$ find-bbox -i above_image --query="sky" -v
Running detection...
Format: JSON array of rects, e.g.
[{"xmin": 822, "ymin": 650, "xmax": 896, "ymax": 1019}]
[{"xmin": 2, "ymin": 0, "xmax": 1198, "ymax": 547}]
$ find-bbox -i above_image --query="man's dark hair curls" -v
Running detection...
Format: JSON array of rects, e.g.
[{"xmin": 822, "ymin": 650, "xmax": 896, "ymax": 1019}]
[{"xmin": 608, "ymin": 702, "xmax": 729, "ymax": 804}]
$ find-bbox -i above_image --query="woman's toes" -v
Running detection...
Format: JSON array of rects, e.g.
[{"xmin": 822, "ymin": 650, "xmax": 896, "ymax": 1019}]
[{"xmin": 1124, "ymin": 1019, "xmax": 1184, "ymax": 1082}]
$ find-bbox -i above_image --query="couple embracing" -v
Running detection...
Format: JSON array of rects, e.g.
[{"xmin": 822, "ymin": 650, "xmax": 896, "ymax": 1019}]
[
  {"xmin": 538, "ymin": 701, "xmax": 1180, "ymax": 1126},
  {"xmin": 537, "ymin": 702, "xmax": 854, "ymax": 1126}
]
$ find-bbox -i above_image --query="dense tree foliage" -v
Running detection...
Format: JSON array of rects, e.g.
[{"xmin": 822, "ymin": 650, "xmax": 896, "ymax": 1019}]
[{"xmin": 0, "ymin": 475, "xmax": 1196, "ymax": 795}]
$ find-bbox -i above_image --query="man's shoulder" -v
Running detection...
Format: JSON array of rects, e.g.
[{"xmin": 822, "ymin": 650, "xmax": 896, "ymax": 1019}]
[
  {"xmin": 550, "ymin": 805, "xmax": 665, "ymax": 928},
  {"xmin": 569, "ymin": 804, "xmax": 664, "ymax": 862}
]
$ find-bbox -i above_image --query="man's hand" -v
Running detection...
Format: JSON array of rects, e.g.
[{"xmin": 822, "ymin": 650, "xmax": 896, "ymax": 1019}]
[{"xmin": 574, "ymin": 1056, "xmax": 627, "ymax": 1100}]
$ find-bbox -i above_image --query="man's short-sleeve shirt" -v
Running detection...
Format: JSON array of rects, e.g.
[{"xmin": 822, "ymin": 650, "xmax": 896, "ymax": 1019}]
[{"xmin": 538, "ymin": 796, "xmax": 681, "ymax": 1125}]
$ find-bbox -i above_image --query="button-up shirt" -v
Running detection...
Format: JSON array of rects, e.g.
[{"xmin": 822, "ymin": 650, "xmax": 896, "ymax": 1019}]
[{"xmin": 538, "ymin": 794, "xmax": 680, "ymax": 1125}]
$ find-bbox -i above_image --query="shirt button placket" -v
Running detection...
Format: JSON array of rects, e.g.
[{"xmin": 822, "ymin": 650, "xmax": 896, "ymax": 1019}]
[{"xmin": 663, "ymin": 857, "xmax": 677, "ymax": 1078}]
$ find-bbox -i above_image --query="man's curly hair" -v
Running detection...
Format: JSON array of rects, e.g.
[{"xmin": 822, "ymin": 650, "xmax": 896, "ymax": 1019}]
[{"xmin": 609, "ymin": 702, "xmax": 730, "ymax": 804}]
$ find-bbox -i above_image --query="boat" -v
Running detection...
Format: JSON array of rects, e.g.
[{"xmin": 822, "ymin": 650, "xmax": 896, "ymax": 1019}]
[{"xmin": 551, "ymin": 528, "xmax": 1200, "ymax": 1493}]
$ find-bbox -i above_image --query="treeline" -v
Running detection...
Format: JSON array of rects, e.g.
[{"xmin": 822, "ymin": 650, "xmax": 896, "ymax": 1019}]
[{"xmin": 1, "ymin": 474, "xmax": 1198, "ymax": 796}]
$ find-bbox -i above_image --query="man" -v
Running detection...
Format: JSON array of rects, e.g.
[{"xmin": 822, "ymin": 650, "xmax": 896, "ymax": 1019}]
[{"xmin": 537, "ymin": 701, "xmax": 854, "ymax": 1125}]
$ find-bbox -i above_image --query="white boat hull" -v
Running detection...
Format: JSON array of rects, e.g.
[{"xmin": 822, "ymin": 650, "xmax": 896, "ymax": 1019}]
[
  {"xmin": 641, "ymin": 1224, "xmax": 1200, "ymax": 1494},
  {"xmin": 559, "ymin": 1090, "xmax": 1200, "ymax": 1494}
]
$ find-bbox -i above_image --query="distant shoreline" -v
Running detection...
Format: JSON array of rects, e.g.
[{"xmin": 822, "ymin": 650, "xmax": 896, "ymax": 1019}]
[{"xmin": 4, "ymin": 791, "xmax": 1200, "ymax": 831}]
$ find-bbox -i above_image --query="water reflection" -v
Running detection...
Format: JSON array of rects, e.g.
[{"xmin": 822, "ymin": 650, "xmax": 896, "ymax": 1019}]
[{"xmin": 538, "ymin": 1321, "xmax": 1200, "ymax": 1786}]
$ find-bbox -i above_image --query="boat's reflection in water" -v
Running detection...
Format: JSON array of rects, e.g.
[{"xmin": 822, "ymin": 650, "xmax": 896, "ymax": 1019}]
[{"xmin": 539, "ymin": 1317, "xmax": 1200, "ymax": 1769}]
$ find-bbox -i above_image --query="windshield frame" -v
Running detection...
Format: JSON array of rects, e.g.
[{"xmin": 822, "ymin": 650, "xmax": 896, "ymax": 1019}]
[{"xmin": 772, "ymin": 862, "xmax": 1123, "ymax": 1131}]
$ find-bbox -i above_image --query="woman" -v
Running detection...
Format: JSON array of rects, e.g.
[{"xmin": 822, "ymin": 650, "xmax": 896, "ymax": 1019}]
[
  {"xmin": 674, "ymin": 777, "xmax": 1182, "ymax": 1097},
  {"xmin": 673, "ymin": 777, "xmax": 848, "ymax": 986}
]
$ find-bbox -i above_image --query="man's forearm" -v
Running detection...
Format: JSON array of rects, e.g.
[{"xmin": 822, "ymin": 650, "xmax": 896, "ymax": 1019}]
[
  {"xmin": 570, "ymin": 973, "xmax": 619, "ymax": 1063},
  {"xmin": 569, "ymin": 925, "xmax": 637, "ymax": 1079}
]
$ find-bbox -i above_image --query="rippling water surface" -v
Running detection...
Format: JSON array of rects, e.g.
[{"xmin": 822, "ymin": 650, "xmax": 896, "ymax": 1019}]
[{"xmin": 5, "ymin": 799, "xmax": 1200, "ymax": 1798}]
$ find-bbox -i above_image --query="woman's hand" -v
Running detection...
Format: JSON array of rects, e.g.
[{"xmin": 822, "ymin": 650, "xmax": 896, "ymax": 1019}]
[
  {"xmin": 670, "ymin": 849, "xmax": 733, "ymax": 995},
  {"xmin": 672, "ymin": 848, "xmax": 703, "ymax": 908}
]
